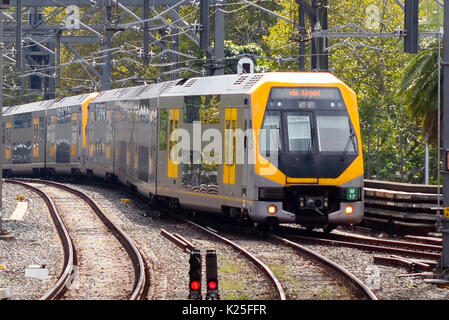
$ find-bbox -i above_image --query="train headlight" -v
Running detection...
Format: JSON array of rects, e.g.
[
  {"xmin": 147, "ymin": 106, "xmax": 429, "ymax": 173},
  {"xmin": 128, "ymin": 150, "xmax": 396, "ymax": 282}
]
[
  {"xmin": 267, "ymin": 205, "xmax": 277, "ymax": 215},
  {"xmin": 345, "ymin": 205, "xmax": 354, "ymax": 215},
  {"xmin": 324, "ymin": 197, "xmax": 329, "ymax": 208}
]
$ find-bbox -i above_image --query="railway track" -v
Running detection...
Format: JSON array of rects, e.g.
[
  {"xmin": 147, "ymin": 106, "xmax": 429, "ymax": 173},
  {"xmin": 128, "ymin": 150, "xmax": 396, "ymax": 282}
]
[
  {"xmin": 168, "ymin": 213, "xmax": 377, "ymax": 300},
  {"xmin": 279, "ymin": 226, "xmax": 442, "ymax": 270},
  {"xmin": 170, "ymin": 215, "xmax": 287, "ymax": 300},
  {"xmin": 6, "ymin": 178, "xmax": 149, "ymax": 300}
]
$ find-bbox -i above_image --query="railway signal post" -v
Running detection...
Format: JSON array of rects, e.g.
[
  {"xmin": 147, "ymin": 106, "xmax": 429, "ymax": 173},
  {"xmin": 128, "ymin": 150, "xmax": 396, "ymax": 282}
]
[
  {"xmin": 205, "ymin": 250, "xmax": 219, "ymax": 300},
  {"xmin": 188, "ymin": 249, "xmax": 202, "ymax": 300}
]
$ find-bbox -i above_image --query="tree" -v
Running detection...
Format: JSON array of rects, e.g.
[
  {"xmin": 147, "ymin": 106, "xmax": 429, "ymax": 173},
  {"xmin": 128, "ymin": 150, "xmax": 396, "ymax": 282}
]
[{"xmin": 397, "ymin": 46, "xmax": 441, "ymax": 145}]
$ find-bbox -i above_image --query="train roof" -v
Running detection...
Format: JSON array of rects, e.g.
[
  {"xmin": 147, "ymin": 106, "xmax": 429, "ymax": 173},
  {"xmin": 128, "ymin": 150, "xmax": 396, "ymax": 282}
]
[
  {"xmin": 90, "ymin": 73, "xmax": 349, "ymax": 103},
  {"xmin": 3, "ymin": 99, "xmax": 55, "ymax": 116},
  {"xmin": 2, "ymin": 73, "xmax": 351, "ymax": 116},
  {"xmin": 159, "ymin": 72, "xmax": 349, "ymax": 97},
  {"xmin": 90, "ymin": 82, "xmax": 170, "ymax": 103},
  {"xmin": 49, "ymin": 93, "xmax": 98, "ymax": 109}
]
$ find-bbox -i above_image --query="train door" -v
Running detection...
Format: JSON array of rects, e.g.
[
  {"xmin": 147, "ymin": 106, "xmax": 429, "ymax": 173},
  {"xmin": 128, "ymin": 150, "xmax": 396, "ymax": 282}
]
[
  {"xmin": 5, "ymin": 121, "xmax": 11, "ymax": 162},
  {"xmin": 49, "ymin": 116, "xmax": 56, "ymax": 162},
  {"xmin": 32, "ymin": 118, "xmax": 39, "ymax": 158},
  {"xmin": 167, "ymin": 108, "xmax": 180, "ymax": 179},
  {"xmin": 223, "ymin": 108, "xmax": 237, "ymax": 185},
  {"xmin": 242, "ymin": 110, "xmax": 250, "ymax": 188},
  {"xmin": 149, "ymin": 108, "xmax": 157, "ymax": 193},
  {"xmin": 71, "ymin": 113, "xmax": 78, "ymax": 161}
]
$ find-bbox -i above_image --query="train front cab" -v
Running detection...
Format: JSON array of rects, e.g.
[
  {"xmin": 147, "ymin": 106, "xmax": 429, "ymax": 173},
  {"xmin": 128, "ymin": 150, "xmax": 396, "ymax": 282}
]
[{"xmin": 249, "ymin": 73, "xmax": 364, "ymax": 229}]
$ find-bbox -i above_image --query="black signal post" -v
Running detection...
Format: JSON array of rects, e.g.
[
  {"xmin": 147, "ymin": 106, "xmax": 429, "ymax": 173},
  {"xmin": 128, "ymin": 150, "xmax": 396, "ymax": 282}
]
[
  {"xmin": 188, "ymin": 249, "xmax": 202, "ymax": 300},
  {"xmin": 206, "ymin": 250, "xmax": 219, "ymax": 300}
]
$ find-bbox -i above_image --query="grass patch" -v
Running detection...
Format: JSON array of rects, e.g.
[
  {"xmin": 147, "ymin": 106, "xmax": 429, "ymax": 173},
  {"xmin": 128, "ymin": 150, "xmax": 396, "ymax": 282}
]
[
  {"xmin": 219, "ymin": 260, "xmax": 241, "ymax": 274},
  {"xmin": 269, "ymin": 264, "xmax": 293, "ymax": 282},
  {"xmin": 221, "ymin": 293, "xmax": 250, "ymax": 300}
]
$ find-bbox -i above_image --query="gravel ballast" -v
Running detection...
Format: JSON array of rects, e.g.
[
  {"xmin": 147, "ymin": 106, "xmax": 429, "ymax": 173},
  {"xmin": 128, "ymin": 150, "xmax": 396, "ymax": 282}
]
[{"xmin": 0, "ymin": 183, "xmax": 64, "ymax": 300}]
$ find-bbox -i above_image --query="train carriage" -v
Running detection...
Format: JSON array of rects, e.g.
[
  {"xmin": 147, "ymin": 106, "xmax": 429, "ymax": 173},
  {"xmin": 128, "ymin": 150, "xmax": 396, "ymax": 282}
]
[
  {"xmin": 2, "ymin": 100, "xmax": 54, "ymax": 176},
  {"xmin": 46, "ymin": 93, "xmax": 98, "ymax": 176},
  {"xmin": 84, "ymin": 83, "xmax": 166, "ymax": 198},
  {"xmin": 2, "ymin": 72, "xmax": 364, "ymax": 231},
  {"xmin": 153, "ymin": 72, "xmax": 364, "ymax": 229}
]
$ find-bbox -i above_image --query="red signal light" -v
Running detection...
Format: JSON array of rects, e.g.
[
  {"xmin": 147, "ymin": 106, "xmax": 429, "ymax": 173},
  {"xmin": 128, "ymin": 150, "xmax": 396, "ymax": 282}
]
[
  {"xmin": 190, "ymin": 280, "xmax": 200, "ymax": 291},
  {"xmin": 208, "ymin": 281, "xmax": 217, "ymax": 290}
]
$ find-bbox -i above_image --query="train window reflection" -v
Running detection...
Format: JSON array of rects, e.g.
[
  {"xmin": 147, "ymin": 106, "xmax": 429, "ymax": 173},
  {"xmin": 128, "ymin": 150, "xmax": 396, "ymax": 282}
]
[
  {"xmin": 259, "ymin": 111, "xmax": 281, "ymax": 155},
  {"xmin": 317, "ymin": 116, "xmax": 356, "ymax": 153},
  {"xmin": 286, "ymin": 114, "xmax": 311, "ymax": 152}
]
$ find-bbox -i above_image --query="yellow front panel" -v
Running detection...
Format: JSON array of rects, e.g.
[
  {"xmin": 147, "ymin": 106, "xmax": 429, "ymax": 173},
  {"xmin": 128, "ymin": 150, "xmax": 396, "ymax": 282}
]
[
  {"xmin": 250, "ymin": 77, "xmax": 363, "ymax": 186},
  {"xmin": 167, "ymin": 109, "xmax": 180, "ymax": 178}
]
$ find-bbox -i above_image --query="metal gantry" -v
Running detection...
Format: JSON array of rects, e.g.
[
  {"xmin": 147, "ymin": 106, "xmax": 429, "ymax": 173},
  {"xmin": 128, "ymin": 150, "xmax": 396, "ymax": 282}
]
[{"xmin": 0, "ymin": 0, "xmax": 226, "ymax": 98}]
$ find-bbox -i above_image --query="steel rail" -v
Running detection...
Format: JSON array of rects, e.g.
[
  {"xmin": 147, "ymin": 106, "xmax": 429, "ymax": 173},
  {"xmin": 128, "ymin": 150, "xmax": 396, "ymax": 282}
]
[
  {"xmin": 12, "ymin": 178, "xmax": 148, "ymax": 300},
  {"xmin": 279, "ymin": 226, "xmax": 442, "ymax": 252},
  {"xmin": 6, "ymin": 179, "xmax": 76, "ymax": 300},
  {"xmin": 270, "ymin": 234, "xmax": 378, "ymax": 300},
  {"xmin": 179, "ymin": 216, "xmax": 287, "ymax": 301},
  {"xmin": 284, "ymin": 233, "xmax": 441, "ymax": 260}
]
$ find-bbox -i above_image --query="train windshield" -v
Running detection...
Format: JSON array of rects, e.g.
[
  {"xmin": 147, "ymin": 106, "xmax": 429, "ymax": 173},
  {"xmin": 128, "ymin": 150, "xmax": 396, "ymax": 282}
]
[
  {"xmin": 285, "ymin": 113, "xmax": 312, "ymax": 152},
  {"xmin": 316, "ymin": 115, "xmax": 356, "ymax": 153},
  {"xmin": 261, "ymin": 87, "xmax": 358, "ymax": 156}
]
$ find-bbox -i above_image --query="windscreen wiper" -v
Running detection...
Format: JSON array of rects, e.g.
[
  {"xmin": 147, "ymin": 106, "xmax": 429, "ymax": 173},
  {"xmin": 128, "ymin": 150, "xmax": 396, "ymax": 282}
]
[
  {"xmin": 306, "ymin": 129, "xmax": 315, "ymax": 160},
  {"xmin": 340, "ymin": 129, "xmax": 356, "ymax": 162}
]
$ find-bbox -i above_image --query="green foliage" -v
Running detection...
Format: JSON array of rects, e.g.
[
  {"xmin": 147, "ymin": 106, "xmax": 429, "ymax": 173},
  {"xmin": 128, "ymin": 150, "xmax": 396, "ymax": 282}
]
[
  {"xmin": 1, "ymin": 1, "xmax": 443, "ymax": 184},
  {"xmin": 397, "ymin": 46, "xmax": 441, "ymax": 145}
]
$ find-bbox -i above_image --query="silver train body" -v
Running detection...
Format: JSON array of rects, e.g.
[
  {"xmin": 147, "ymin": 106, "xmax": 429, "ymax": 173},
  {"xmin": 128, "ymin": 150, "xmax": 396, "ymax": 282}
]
[{"xmin": 1, "ymin": 73, "xmax": 364, "ymax": 228}]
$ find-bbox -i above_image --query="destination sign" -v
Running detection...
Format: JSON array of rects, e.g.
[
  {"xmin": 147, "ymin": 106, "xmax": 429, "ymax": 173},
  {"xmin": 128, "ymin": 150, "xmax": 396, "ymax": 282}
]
[{"xmin": 270, "ymin": 87, "xmax": 342, "ymax": 100}]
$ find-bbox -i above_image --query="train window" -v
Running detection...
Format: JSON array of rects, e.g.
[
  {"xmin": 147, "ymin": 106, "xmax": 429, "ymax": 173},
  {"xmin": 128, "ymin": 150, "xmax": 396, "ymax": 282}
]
[
  {"xmin": 184, "ymin": 95, "xmax": 220, "ymax": 124},
  {"xmin": 13, "ymin": 113, "xmax": 31, "ymax": 128},
  {"xmin": 316, "ymin": 115, "xmax": 357, "ymax": 153},
  {"xmin": 56, "ymin": 107, "xmax": 71, "ymax": 123},
  {"xmin": 39, "ymin": 117, "xmax": 45, "ymax": 141},
  {"xmin": 259, "ymin": 111, "xmax": 281, "ymax": 155},
  {"xmin": 159, "ymin": 110, "xmax": 168, "ymax": 150},
  {"xmin": 200, "ymin": 95, "xmax": 220, "ymax": 124},
  {"xmin": 286, "ymin": 114, "xmax": 312, "ymax": 152},
  {"xmin": 184, "ymin": 96, "xmax": 200, "ymax": 123},
  {"xmin": 169, "ymin": 119, "xmax": 179, "ymax": 160}
]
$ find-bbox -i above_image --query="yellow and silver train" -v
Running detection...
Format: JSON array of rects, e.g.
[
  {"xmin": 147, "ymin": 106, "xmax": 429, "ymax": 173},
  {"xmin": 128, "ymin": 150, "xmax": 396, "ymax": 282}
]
[{"xmin": 2, "ymin": 72, "xmax": 363, "ymax": 231}]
